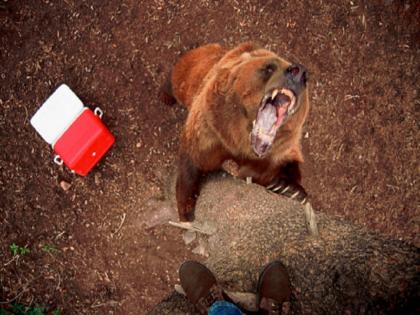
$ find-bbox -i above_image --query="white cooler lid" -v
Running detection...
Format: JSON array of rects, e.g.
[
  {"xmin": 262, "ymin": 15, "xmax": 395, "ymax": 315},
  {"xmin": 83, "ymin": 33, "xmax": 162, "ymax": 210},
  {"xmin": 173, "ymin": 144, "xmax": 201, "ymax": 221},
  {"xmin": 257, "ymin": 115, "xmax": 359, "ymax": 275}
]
[{"xmin": 30, "ymin": 84, "xmax": 84, "ymax": 145}]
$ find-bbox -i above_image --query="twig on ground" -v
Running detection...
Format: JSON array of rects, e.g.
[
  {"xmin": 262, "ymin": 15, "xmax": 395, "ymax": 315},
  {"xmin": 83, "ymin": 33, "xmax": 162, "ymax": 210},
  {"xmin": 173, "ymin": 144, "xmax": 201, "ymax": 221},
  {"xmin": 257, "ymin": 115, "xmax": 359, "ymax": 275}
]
[
  {"xmin": 55, "ymin": 271, "xmax": 62, "ymax": 291},
  {"xmin": 111, "ymin": 213, "xmax": 126, "ymax": 236},
  {"xmin": 0, "ymin": 289, "xmax": 25, "ymax": 304},
  {"xmin": 3, "ymin": 255, "xmax": 19, "ymax": 267},
  {"xmin": 0, "ymin": 273, "xmax": 44, "ymax": 304},
  {"xmin": 168, "ymin": 221, "xmax": 214, "ymax": 235},
  {"xmin": 22, "ymin": 104, "xmax": 29, "ymax": 124},
  {"xmin": 55, "ymin": 231, "xmax": 66, "ymax": 240},
  {"xmin": 91, "ymin": 300, "xmax": 120, "ymax": 308},
  {"xmin": 344, "ymin": 94, "xmax": 360, "ymax": 101}
]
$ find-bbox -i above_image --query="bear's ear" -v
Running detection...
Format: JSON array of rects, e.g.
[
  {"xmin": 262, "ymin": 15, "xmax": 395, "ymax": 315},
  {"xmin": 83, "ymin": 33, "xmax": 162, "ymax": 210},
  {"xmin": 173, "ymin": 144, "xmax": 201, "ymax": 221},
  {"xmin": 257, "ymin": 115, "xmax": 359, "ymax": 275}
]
[
  {"xmin": 219, "ymin": 42, "xmax": 260, "ymax": 64},
  {"xmin": 212, "ymin": 67, "xmax": 232, "ymax": 95}
]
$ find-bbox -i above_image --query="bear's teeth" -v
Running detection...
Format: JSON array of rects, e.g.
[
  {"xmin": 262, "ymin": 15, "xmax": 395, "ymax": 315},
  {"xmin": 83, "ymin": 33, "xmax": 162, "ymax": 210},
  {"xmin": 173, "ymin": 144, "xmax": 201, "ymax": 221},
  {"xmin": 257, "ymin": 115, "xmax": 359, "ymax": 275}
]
[
  {"xmin": 252, "ymin": 120, "xmax": 256, "ymax": 127},
  {"xmin": 288, "ymin": 106, "xmax": 294, "ymax": 115},
  {"xmin": 271, "ymin": 89, "xmax": 279, "ymax": 100}
]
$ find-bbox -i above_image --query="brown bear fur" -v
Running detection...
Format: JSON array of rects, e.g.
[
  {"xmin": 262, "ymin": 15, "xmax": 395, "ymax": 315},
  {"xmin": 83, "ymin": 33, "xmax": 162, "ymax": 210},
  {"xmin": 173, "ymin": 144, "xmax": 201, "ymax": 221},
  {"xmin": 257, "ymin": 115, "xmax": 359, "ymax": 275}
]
[{"xmin": 168, "ymin": 42, "xmax": 310, "ymax": 221}]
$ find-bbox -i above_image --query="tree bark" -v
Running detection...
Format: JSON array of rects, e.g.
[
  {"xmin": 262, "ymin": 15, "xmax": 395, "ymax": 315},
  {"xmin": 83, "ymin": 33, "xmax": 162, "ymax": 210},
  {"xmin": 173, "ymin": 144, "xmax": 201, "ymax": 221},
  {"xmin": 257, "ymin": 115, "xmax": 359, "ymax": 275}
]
[{"xmin": 150, "ymin": 174, "xmax": 419, "ymax": 314}]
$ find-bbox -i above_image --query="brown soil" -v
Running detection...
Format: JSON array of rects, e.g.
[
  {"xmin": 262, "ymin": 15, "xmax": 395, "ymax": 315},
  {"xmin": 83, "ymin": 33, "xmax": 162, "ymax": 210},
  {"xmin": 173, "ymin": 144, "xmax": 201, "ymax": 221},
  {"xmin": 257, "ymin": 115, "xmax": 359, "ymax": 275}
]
[{"xmin": 0, "ymin": 0, "xmax": 418, "ymax": 314}]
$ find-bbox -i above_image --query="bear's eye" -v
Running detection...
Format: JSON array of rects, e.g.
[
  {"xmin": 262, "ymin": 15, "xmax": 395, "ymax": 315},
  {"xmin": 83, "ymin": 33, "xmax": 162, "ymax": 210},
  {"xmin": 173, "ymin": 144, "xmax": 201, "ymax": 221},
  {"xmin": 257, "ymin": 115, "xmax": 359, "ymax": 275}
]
[{"xmin": 260, "ymin": 63, "xmax": 277, "ymax": 81}]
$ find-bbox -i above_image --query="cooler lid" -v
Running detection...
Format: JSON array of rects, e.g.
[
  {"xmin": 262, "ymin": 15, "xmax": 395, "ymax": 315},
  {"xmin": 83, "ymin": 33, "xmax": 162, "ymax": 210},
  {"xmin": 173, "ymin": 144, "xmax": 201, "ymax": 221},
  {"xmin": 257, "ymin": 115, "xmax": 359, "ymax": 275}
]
[{"xmin": 30, "ymin": 84, "xmax": 84, "ymax": 145}]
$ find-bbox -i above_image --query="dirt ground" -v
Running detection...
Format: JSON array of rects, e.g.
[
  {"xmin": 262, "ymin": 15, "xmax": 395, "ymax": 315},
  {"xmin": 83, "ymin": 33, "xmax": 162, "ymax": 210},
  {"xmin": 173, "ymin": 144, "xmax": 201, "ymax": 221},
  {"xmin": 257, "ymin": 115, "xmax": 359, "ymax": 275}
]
[{"xmin": 0, "ymin": 0, "xmax": 418, "ymax": 314}]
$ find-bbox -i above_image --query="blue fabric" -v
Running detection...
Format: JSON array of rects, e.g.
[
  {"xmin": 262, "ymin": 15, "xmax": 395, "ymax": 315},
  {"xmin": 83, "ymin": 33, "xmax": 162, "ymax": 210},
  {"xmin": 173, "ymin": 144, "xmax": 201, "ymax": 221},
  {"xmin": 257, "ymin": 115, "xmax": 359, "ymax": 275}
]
[{"xmin": 208, "ymin": 301, "xmax": 243, "ymax": 315}]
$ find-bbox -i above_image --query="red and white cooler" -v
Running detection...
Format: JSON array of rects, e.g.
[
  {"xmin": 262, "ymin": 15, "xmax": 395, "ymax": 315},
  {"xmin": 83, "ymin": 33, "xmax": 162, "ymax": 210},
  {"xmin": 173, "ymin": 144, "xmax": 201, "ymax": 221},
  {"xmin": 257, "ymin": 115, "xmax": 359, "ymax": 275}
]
[{"xmin": 30, "ymin": 84, "xmax": 115, "ymax": 176}]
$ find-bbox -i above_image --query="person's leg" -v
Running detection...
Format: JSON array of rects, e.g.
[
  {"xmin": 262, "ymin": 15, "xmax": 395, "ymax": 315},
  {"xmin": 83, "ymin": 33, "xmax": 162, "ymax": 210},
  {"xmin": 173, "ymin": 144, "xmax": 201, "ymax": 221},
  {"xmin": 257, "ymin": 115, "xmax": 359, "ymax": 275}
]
[{"xmin": 257, "ymin": 261, "xmax": 291, "ymax": 315}]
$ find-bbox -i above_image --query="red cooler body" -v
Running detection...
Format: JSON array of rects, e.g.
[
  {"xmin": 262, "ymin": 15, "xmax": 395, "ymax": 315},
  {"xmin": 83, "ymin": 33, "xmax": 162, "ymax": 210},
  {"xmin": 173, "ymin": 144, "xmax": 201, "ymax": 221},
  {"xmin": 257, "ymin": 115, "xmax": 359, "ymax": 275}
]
[{"xmin": 53, "ymin": 109, "xmax": 115, "ymax": 176}]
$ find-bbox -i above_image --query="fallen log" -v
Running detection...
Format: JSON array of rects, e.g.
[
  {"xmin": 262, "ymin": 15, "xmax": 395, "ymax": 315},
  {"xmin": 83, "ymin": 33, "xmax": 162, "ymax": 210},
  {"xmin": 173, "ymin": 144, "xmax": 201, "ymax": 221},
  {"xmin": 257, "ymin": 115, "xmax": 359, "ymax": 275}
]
[{"xmin": 150, "ymin": 174, "xmax": 419, "ymax": 314}]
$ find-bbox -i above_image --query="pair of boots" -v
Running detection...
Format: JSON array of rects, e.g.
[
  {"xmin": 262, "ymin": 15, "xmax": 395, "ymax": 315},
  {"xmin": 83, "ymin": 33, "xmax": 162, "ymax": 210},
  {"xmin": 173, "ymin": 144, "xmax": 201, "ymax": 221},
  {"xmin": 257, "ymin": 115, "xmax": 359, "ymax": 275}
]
[{"xmin": 179, "ymin": 260, "xmax": 291, "ymax": 315}]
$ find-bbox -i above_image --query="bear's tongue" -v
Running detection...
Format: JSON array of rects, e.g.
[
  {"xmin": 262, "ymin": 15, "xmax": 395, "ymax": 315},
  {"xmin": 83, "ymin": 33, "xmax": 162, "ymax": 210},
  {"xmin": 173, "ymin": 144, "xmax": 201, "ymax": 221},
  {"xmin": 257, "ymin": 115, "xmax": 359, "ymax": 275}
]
[
  {"xmin": 251, "ymin": 93, "xmax": 291, "ymax": 157},
  {"xmin": 276, "ymin": 105, "xmax": 288, "ymax": 125}
]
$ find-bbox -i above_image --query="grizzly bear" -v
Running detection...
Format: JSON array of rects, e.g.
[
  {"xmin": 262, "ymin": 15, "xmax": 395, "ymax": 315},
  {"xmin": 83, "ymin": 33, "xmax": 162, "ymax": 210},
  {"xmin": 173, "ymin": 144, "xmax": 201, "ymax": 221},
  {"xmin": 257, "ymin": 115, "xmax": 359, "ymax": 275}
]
[{"xmin": 165, "ymin": 42, "xmax": 310, "ymax": 221}]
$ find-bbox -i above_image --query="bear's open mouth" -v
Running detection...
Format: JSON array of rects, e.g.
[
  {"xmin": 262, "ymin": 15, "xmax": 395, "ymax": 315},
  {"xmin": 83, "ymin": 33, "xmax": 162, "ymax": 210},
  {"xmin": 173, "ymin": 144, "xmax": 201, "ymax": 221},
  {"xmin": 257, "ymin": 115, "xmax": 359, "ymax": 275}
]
[{"xmin": 250, "ymin": 88, "xmax": 297, "ymax": 157}]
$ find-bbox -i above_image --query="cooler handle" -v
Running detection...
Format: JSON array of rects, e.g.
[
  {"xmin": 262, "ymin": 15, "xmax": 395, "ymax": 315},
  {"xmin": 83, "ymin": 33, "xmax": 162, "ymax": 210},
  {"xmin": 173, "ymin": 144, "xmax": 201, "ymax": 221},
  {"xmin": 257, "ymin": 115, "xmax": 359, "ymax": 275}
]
[
  {"xmin": 94, "ymin": 107, "xmax": 103, "ymax": 119},
  {"xmin": 54, "ymin": 155, "xmax": 63, "ymax": 166}
]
